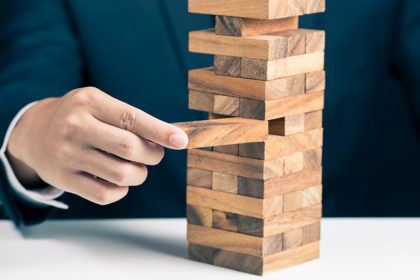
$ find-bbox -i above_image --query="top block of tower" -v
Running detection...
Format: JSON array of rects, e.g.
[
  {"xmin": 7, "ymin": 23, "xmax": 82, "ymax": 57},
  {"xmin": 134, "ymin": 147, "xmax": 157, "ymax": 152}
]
[{"xmin": 188, "ymin": 0, "xmax": 325, "ymax": 20}]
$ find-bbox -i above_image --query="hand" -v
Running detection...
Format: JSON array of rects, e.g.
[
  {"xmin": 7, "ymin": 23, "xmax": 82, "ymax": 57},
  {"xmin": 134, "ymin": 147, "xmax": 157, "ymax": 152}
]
[{"xmin": 6, "ymin": 87, "xmax": 188, "ymax": 205}]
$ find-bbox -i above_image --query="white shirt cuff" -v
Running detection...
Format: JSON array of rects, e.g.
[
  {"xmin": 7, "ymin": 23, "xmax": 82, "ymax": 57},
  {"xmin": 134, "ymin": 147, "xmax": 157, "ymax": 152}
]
[{"xmin": 0, "ymin": 102, "xmax": 68, "ymax": 210}]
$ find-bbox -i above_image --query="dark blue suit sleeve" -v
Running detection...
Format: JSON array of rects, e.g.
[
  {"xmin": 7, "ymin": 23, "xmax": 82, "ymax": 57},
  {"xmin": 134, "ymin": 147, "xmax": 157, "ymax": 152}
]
[
  {"xmin": 396, "ymin": 0, "xmax": 420, "ymax": 133},
  {"xmin": 0, "ymin": 0, "xmax": 84, "ymax": 226}
]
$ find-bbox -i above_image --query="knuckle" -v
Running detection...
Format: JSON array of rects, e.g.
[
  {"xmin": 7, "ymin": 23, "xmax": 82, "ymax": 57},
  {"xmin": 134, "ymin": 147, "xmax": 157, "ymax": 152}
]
[
  {"xmin": 68, "ymin": 87, "xmax": 98, "ymax": 108},
  {"xmin": 111, "ymin": 164, "xmax": 132, "ymax": 186},
  {"xmin": 119, "ymin": 110, "xmax": 137, "ymax": 132},
  {"xmin": 118, "ymin": 138, "xmax": 136, "ymax": 158},
  {"xmin": 62, "ymin": 114, "xmax": 83, "ymax": 136}
]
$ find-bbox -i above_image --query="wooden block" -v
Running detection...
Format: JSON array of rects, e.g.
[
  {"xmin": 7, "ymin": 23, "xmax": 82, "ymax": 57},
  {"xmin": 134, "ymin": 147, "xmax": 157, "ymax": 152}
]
[
  {"xmin": 190, "ymin": 29, "xmax": 323, "ymax": 60},
  {"xmin": 264, "ymin": 168, "xmax": 322, "ymax": 198},
  {"xmin": 237, "ymin": 168, "xmax": 322, "ymax": 199},
  {"xmin": 213, "ymin": 248, "xmax": 263, "ymax": 275},
  {"xmin": 213, "ymin": 144, "xmax": 239, "ymax": 155},
  {"xmin": 188, "ymin": 224, "xmax": 283, "ymax": 257},
  {"xmin": 215, "ymin": 16, "xmax": 299, "ymax": 37},
  {"xmin": 187, "ymin": 186, "xmax": 284, "ymax": 218},
  {"xmin": 303, "ymin": 148, "xmax": 323, "ymax": 169},
  {"xmin": 188, "ymin": 149, "xmax": 283, "ymax": 180},
  {"xmin": 269, "ymin": 114, "xmax": 305, "ymax": 136},
  {"xmin": 302, "ymin": 185, "xmax": 322, "ymax": 207},
  {"xmin": 189, "ymin": 68, "xmax": 305, "ymax": 101},
  {"xmin": 306, "ymin": 71, "xmax": 326, "ymax": 93},
  {"xmin": 240, "ymin": 91, "xmax": 325, "ymax": 120},
  {"xmin": 211, "ymin": 241, "xmax": 320, "ymax": 276},
  {"xmin": 306, "ymin": 0, "xmax": 326, "ymax": 14},
  {"xmin": 302, "ymin": 222, "xmax": 321, "ymax": 244},
  {"xmin": 283, "ymin": 190, "xmax": 303, "ymax": 212},
  {"xmin": 241, "ymin": 52, "xmax": 324, "ymax": 81},
  {"xmin": 188, "ymin": 0, "xmax": 325, "ymax": 20},
  {"xmin": 304, "ymin": 110, "xmax": 323, "ymax": 130},
  {"xmin": 283, "ymin": 228, "xmax": 303, "ymax": 250},
  {"xmin": 264, "ymin": 204, "xmax": 322, "ymax": 236},
  {"xmin": 187, "ymin": 204, "xmax": 213, "ymax": 227},
  {"xmin": 214, "ymin": 55, "xmax": 241, "ymax": 77},
  {"xmin": 284, "ymin": 152, "xmax": 304, "ymax": 174},
  {"xmin": 263, "ymin": 241, "xmax": 320, "ymax": 274},
  {"xmin": 213, "ymin": 210, "xmax": 264, "ymax": 237},
  {"xmin": 304, "ymin": 30, "xmax": 326, "ymax": 53},
  {"xmin": 239, "ymin": 128, "xmax": 323, "ymax": 160},
  {"xmin": 187, "ymin": 168, "xmax": 212, "ymax": 188},
  {"xmin": 174, "ymin": 117, "xmax": 268, "ymax": 149},
  {"xmin": 189, "ymin": 29, "xmax": 288, "ymax": 60},
  {"xmin": 213, "ymin": 95, "xmax": 240, "ymax": 116},
  {"xmin": 212, "ymin": 172, "xmax": 238, "ymax": 193},
  {"xmin": 189, "ymin": 243, "xmax": 214, "ymax": 264},
  {"xmin": 189, "ymin": 90, "xmax": 214, "ymax": 112}
]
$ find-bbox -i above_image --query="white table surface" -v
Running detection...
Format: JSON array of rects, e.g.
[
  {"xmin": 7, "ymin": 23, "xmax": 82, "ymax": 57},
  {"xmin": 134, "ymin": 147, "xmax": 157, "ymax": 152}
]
[{"xmin": 1, "ymin": 218, "xmax": 419, "ymax": 280}]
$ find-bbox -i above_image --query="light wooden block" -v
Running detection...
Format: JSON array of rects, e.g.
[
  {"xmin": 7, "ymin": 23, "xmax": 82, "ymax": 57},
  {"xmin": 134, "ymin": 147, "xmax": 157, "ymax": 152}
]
[
  {"xmin": 212, "ymin": 172, "xmax": 238, "ymax": 193},
  {"xmin": 284, "ymin": 152, "xmax": 304, "ymax": 174},
  {"xmin": 283, "ymin": 190, "xmax": 303, "ymax": 212},
  {"xmin": 188, "ymin": 149, "xmax": 284, "ymax": 180},
  {"xmin": 306, "ymin": 71, "xmax": 326, "ymax": 93},
  {"xmin": 302, "ymin": 185, "xmax": 322, "ymax": 207},
  {"xmin": 283, "ymin": 228, "xmax": 303, "ymax": 250},
  {"xmin": 174, "ymin": 117, "xmax": 268, "ymax": 149},
  {"xmin": 188, "ymin": 0, "xmax": 326, "ymax": 20},
  {"xmin": 237, "ymin": 168, "xmax": 322, "ymax": 199},
  {"xmin": 187, "ymin": 168, "xmax": 212, "ymax": 188},
  {"xmin": 269, "ymin": 114, "xmax": 305, "ymax": 136},
  {"xmin": 187, "ymin": 186, "xmax": 284, "ymax": 218},
  {"xmin": 187, "ymin": 204, "xmax": 213, "ymax": 227},
  {"xmin": 190, "ymin": 29, "xmax": 324, "ymax": 61},
  {"xmin": 304, "ymin": 110, "xmax": 323, "ymax": 130},
  {"xmin": 213, "ymin": 144, "xmax": 239, "ymax": 155},
  {"xmin": 302, "ymin": 222, "xmax": 321, "ymax": 244},
  {"xmin": 216, "ymin": 16, "xmax": 299, "ymax": 37},
  {"xmin": 303, "ymin": 148, "xmax": 323, "ymax": 169},
  {"xmin": 241, "ymin": 52, "xmax": 325, "ymax": 81},
  {"xmin": 239, "ymin": 91, "xmax": 325, "ymax": 120},
  {"xmin": 239, "ymin": 128, "xmax": 323, "ymax": 160},
  {"xmin": 189, "ymin": 68, "xmax": 305, "ymax": 101}
]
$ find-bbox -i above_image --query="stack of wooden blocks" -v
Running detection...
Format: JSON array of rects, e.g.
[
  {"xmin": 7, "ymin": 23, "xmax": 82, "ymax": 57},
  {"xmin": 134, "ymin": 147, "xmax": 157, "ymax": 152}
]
[{"xmin": 175, "ymin": 0, "xmax": 325, "ymax": 275}]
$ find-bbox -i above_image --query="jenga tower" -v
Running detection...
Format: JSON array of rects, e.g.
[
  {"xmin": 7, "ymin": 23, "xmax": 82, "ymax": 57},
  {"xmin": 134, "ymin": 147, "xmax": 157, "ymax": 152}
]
[{"xmin": 176, "ymin": 0, "xmax": 325, "ymax": 275}]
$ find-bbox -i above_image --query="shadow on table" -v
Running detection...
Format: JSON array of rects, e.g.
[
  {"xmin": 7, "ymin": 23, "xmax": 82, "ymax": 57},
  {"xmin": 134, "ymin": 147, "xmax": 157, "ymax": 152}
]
[{"xmin": 20, "ymin": 221, "xmax": 188, "ymax": 260}]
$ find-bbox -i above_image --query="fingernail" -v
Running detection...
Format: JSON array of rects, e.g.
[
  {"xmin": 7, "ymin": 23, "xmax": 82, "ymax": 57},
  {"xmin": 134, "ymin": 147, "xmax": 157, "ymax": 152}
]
[{"xmin": 169, "ymin": 133, "xmax": 189, "ymax": 149}]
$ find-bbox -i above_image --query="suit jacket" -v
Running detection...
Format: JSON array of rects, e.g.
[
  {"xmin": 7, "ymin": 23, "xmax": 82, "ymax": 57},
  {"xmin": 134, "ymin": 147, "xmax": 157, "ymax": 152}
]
[{"xmin": 0, "ymin": 0, "xmax": 419, "ymax": 226}]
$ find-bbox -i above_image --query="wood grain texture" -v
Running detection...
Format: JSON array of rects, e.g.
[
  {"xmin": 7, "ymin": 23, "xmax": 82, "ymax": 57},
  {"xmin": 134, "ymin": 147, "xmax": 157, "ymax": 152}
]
[
  {"xmin": 174, "ymin": 118, "xmax": 268, "ymax": 149},
  {"xmin": 212, "ymin": 172, "xmax": 238, "ymax": 193},
  {"xmin": 189, "ymin": 68, "xmax": 305, "ymax": 101},
  {"xmin": 188, "ymin": 149, "xmax": 283, "ymax": 180},
  {"xmin": 239, "ymin": 128, "xmax": 323, "ymax": 160},
  {"xmin": 214, "ymin": 55, "xmax": 241, "ymax": 77},
  {"xmin": 283, "ymin": 190, "xmax": 303, "ymax": 212},
  {"xmin": 213, "ymin": 248, "xmax": 263, "ymax": 275},
  {"xmin": 302, "ymin": 222, "xmax": 321, "ymax": 244},
  {"xmin": 213, "ymin": 210, "xmax": 264, "ymax": 237},
  {"xmin": 284, "ymin": 151, "xmax": 304, "ymax": 174},
  {"xmin": 304, "ymin": 110, "xmax": 323, "ymax": 130},
  {"xmin": 187, "ymin": 168, "xmax": 212, "ymax": 188},
  {"xmin": 189, "ymin": 0, "xmax": 325, "ymax": 20},
  {"xmin": 241, "ymin": 52, "xmax": 324, "ymax": 81},
  {"xmin": 283, "ymin": 228, "xmax": 303, "ymax": 250},
  {"xmin": 189, "ymin": 243, "xmax": 214, "ymax": 264},
  {"xmin": 302, "ymin": 185, "xmax": 322, "ymax": 207},
  {"xmin": 264, "ymin": 204, "xmax": 322, "ymax": 236},
  {"xmin": 239, "ymin": 91, "xmax": 325, "ymax": 120},
  {"xmin": 213, "ymin": 95, "xmax": 240, "ymax": 116},
  {"xmin": 188, "ymin": 224, "xmax": 283, "ymax": 257},
  {"xmin": 215, "ymin": 16, "xmax": 299, "ymax": 37},
  {"xmin": 186, "ymin": 204, "xmax": 213, "ymax": 227},
  {"xmin": 303, "ymin": 148, "xmax": 323, "ymax": 170},
  {"xmin": 306, "ymin": 70, "xmax": 326, "ymax": 93},
  {"xmin": 263, "ymin": 241, "xmax": 320, "ymax": 274},
  {"xmin": 213, "ymin": 144, "xmax": 239, "ymax": 155},
  {"xmin": 269, "ymin": 114, "xmax": 305, "ymax": 136},
  {"xmin": 187, "ymin": 186, "xmax": 284, "ymax": 218}
]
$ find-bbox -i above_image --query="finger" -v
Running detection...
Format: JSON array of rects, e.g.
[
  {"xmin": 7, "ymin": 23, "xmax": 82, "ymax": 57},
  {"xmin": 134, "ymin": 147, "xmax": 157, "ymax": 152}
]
[
  {"xmin": 84, "ymin": 116, "xmax": 164, "ymax": 165},
  {"xmin": 66, "ymin": 172, "xmax": 129, "ymax": 205},
  {"xmin": 75, "ymin": 148, "xmax": 148, "ymax": 187},
  {"xmin": 88, "ymin": 89, "xmax": 188, "ymax": 149}
]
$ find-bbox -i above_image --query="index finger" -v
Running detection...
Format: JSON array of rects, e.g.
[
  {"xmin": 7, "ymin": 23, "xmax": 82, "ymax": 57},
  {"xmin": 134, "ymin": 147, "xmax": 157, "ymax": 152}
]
[{"xmin": 88, "ymin": 88, "xmax": 189, "ymax": 150}]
